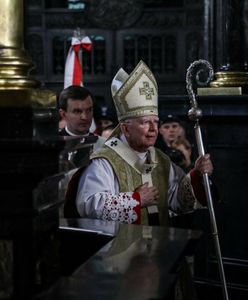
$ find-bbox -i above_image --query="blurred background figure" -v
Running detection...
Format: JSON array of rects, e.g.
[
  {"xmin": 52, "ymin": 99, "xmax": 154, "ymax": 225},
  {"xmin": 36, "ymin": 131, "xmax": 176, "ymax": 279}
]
[
  {"xmin": 157, "ymin": 114, "xmax": 185, "ymax": 147},
  {"xmin": 155, "ymin": 114, "xmax": 188, "ymax": 166},
  {"xmin": 93, "ymin": 102, "xmax": 118, "ymax": 136},
  {"xmin": 171, "ymin": 136, "xmax": 193, "ymax": 172},
  {"xmin": 58, "ymin": 115, "xmax": 67, "ymax": 132},
  {"xmin": 101, "ymin": 124, "xmax": 116, "ymax": 139}
]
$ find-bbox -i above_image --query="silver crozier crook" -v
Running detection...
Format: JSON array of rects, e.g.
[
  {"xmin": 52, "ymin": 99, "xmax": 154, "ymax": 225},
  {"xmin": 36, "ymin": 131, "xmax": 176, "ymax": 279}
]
[{"xmin": 186, "ymin": 59, "xmax": 229, "ymax": 300}]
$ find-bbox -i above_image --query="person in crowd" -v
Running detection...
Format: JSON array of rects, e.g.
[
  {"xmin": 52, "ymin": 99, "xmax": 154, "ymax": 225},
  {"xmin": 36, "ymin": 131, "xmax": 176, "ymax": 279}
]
[
  {"xmin": 101, "ymin": 124, "xmax": 116, "ymax": 139},
  {"xmin": 74, "ymin": 60, "xmax": 214, "ymax": 225},
  {"xmin": 93, "ymin": 103, "xmax": 118, "ymax": 136},
  {"xmin": 157, "ymin": 114, "xmax": 185, "ymax": 146},
  {"xmin": 155, "ymin": 114, "xmax": 190, "ymax": 167},
  {"xmin": 171, "ymin": 136, "xmax": 194, "ymax": 173}
]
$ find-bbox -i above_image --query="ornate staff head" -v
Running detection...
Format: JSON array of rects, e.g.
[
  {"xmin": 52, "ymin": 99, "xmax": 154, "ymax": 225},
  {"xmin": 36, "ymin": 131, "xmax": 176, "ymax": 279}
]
[{"xmin": 186, "ymin": 59, "xmax": 214, "ymax": 121}]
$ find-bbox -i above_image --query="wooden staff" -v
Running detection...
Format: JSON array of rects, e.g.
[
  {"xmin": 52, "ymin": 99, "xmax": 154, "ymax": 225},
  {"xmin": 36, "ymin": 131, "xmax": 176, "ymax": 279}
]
[{"xmin": 186, "ymin": 59, "xmax": 229, "ymax": 300}]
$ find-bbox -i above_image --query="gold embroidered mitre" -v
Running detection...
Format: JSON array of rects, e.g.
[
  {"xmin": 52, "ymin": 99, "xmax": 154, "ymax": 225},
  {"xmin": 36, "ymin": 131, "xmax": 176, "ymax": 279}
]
[{"xmin": 111, "ymin": 60, "xmax": 158, "ymax": 121}]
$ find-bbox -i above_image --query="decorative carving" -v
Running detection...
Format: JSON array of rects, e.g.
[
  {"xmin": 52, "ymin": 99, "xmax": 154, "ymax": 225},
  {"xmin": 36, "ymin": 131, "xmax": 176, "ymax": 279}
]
[
  {"xmin": 137, "ymin": 12, "xmax": 183, "ymax": 28},
  {"xmin": 137, "ymin": 36, "xmax": 149, "ymax": 64},
  {"xmin": 26, "ymin": 14, "xmax": 42, "ymax": 27},
  {"xmin": 186, "ymin": 9, "xmax": 204, "ymax": 27},
  {"xmin": 50, "ymin": 35, "xmax": 106, "ymax": 77},
  {"xmin": 24, "ymin": 0, "xmax": 205, "ymax": 95},
  {"xmin": 0, "ymin": 240, "xmax": 13, "ymax": 298},
  {"xmin": 124, "ymin": 36, "xmax": 136, "ymax": 73},
  {"xmin": 223, "ymin": 0, "xmax": 246, "ymax": 70},
  {"xmin": 90, "ymin": 37, "xmax": 106, "ymax": 74},
  {"xmin": 164, "ymin": 36, "xmax": 177, "ymax": 72},
  {"xmin": 139, "ymin": 82, "xmax": 155, "ymax": 99},
  {"xmin": 46, "ymin": 13, "xmax": 88, "ymax": 28},
  {"xmin": 87, "ymin": 0, "xmax": 144, "ymax": 29},
  {"xmin": 123, "ymin": 33, "xmax": 178, "ymax": 76},
  {"xmin": 185, "ymin": 0, "xmax": 201, "ymax": 5},
  {"xmin": 153, "ymin": 34, "xmax": 177, "ymax": 74},
  {"xmin": 186, "ymin": 32, "xmax": 203, "ymax": 67},
  {"xmin": 145, "ymin": 0, "xmax": 183, "ymax": 7},
  {"xmin": 151, "ymin": 37, "xmax": 162, "ymax": 73},
  {"xmin": 27, "ymin": 0, "xmax": 42, "ymax": 9},
  {"xmin": 26, "ymin": 34, "xmax": 44, "ymax": 75},
  {"xmin": 52, "ymin": 36, "xmax": 67, "ymax": 75}
]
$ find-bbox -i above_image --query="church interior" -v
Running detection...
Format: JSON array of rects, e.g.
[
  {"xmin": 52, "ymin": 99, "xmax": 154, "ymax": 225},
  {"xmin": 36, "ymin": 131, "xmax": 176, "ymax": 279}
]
[{"xmin": 1, "ymin": 0, "xmax": 248, "ymax": 299}]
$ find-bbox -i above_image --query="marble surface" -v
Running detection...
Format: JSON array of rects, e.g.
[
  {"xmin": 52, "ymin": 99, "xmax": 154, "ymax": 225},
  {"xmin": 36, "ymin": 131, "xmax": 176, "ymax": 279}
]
[{"xmin": 53, "ymin": 219, "xmax": 202, "ymax": 300}]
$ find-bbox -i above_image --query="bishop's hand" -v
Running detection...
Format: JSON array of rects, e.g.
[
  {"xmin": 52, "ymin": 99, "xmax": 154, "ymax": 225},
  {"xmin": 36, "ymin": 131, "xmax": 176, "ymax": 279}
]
[
  {"xmin": 134, "ymin": 182, "xmax": 159, "ymax": 208},
  {"xmin": 194, "ymin": 154, "xmax": 213, "ymax": 176}
]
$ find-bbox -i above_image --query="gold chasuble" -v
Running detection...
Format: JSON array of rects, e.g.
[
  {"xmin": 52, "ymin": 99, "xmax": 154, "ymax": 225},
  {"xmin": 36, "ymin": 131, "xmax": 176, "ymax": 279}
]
[{"xmin": 91, "ymin": 137, "xmax": 171, "ymax": 225}]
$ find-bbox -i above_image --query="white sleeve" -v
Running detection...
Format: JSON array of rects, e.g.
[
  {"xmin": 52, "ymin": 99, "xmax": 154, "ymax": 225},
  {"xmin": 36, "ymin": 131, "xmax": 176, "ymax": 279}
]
[{"xmin": 75, "ymin": 158, "xmax": 139, "ymax": 223}]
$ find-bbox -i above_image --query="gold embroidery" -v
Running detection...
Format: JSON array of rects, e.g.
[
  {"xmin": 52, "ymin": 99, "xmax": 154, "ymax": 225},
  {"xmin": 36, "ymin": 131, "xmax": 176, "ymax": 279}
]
[{"xmin": 139, "ymin": 81, "xmax": 154, "ymax": 100}]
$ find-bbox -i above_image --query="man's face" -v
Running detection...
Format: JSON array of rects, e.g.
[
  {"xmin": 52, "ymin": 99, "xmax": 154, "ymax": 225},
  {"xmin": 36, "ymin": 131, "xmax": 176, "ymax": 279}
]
[
  {"xmin": 60, "ymin": 96, "xmax": 93, "ymax": 135},
  {"xmin": 159, "ymin": 122, "xmax": 181, "ymax": 145},
  {"xmin": 121, "ymin": 115, "xmax": 159, "ymax": 152}
]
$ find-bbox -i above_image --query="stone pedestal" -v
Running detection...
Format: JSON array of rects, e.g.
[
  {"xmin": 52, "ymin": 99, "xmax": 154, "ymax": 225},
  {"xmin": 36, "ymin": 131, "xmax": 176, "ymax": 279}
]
[
  {"xmin": 210, "ymin": 0, "xmax": 248, "ymax": 90},
  {"xmin": 0, "ymin": 1, "xmax": 67, "ymax": 298},
  {"xmin": 0, "ymin": 138, "xmax": 67, "ymax": 299},
  {"xmin": 0, "ymin": 89, "xmax": 65, "ymax": 299}
]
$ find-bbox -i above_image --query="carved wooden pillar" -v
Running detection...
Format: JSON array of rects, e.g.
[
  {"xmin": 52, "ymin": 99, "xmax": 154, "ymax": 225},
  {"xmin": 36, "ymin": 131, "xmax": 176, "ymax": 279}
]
[
  {"xmin": 0, "ymin": 0, "xmax": 39, "ymax": 89},
  {"xmin": 210, "ymin": 0, "xmax": 248, "ymax": 90}
]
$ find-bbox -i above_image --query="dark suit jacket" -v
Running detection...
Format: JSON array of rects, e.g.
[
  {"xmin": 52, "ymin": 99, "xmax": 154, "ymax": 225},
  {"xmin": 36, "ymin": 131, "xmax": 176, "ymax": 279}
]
[{"xmin": 58, "ymin": 129, "xmax": 95, "ymax": 169}]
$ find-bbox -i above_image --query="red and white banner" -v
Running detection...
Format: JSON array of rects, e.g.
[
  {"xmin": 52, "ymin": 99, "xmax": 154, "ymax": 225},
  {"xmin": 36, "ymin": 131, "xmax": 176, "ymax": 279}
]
[{"xmin": 64, "ymin": 36, "xmax": 92, "ymax": 88}]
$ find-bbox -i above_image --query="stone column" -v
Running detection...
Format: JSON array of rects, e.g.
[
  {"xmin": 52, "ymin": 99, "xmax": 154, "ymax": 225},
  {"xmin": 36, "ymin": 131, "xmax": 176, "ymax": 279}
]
[
  {"xmin": 0, "ymin": 2, "xmax": 62, "ymax": 299},
  {"xmin": 0, "ymin": 0, "xmax": 56, "ymax": 124},
  {"xmin": 0, "ymin": 0, "xmax": 39, "ymax": 89},
  {"xmin": 210, "ymin": 0, "xmax": 248, "ymax": 89}
]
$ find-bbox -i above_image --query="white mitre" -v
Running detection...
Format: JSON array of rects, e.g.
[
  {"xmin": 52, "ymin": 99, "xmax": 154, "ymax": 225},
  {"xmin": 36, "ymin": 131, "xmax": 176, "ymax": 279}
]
[{"xmin": 111, "ymin": 60, "xmax": 158, "ymax": 121}]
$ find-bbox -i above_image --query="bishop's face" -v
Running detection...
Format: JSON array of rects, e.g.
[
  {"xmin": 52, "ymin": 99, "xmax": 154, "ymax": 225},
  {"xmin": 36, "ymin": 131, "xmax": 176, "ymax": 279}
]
[{"xmin": 121, "ymin": 115, "xmax": 159, "ymax": 152}]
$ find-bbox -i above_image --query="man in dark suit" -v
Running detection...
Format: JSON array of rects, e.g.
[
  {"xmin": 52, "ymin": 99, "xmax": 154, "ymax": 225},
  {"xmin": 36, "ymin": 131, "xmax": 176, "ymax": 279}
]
[
  {"xmin": 57, "ymin": 85, "xmax": 105, "ymax": 210},
  {"xmin": 58, "ymin": 85, "xmax": 105, "ymax": 170}
]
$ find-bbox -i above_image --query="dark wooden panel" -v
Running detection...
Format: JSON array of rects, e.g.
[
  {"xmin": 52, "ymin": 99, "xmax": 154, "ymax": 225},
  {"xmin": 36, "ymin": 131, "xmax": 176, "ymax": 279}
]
[{"xmin": 159, "ymin": 94, "xmax": 248, "ymax": 299}]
